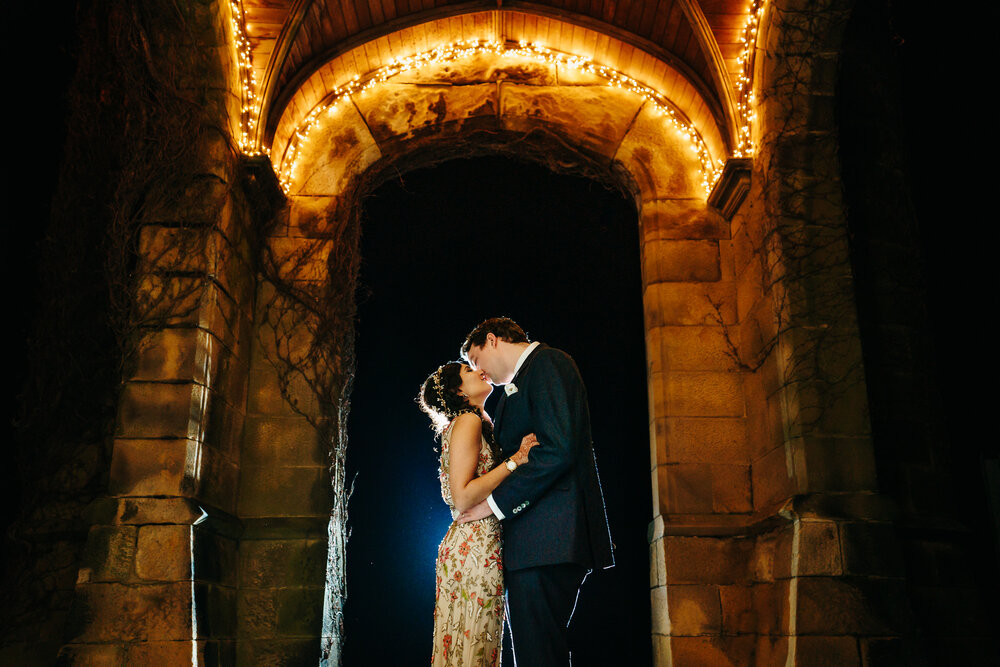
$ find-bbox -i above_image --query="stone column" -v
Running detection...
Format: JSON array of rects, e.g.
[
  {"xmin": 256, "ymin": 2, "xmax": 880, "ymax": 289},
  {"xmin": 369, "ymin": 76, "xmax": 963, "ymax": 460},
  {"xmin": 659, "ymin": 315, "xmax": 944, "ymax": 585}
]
[
  {"xmin": 58, "ymin": 2, "xmax": 256, "ymax": 663},
  {"xmin": 236, "ymin": 193, "xmax": 349, "ymax": 665},
  {"xmin": 733, "ymin": 0, "xmax": 917, "ymax": 663},
  {"xmin": 60, "ymin": 140, "xmax": 256, "ymax": 665}
]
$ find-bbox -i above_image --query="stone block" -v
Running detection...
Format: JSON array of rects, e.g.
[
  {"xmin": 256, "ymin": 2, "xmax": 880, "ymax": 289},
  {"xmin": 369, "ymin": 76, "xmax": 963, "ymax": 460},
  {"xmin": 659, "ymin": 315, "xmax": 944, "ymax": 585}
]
[
  {"xmin": 652, "ymin": 416, "xmax": 747, "ymax": 465},
  {"xmin": 500, "ymin": 82, "xmax": 641, "ymax": 160},
  {"xmin": 138, "ymin": 224, "xmax": 209, "ymax": 273},
  {"xmin": 643, "ymin": 281, "xmax": 737, "ymax": 327},
  {"xmin": 239, "ymin": 539, "xmax": 329, "ymax": 588},
  {"xmin": 237, "ymin": 466, "xmax": 333, "ymax": 518},
  {"xmin": 242, "ymin": 415, "xmax": 329, "ymax": 467},
  {"xmin": 667, "ymin": 584, "xmax": 721, "ymax": 635},
  {"xmin": 287, "ymin": 195, "xmax": 341, "ymax": 238},
  {"xmin": 735, "ymin": 257, "xmax": 766, "ymax": 323},
  {"xmin": 729, "ymin": 222, "xmax": 755, "ymax": 277},
  {"xmin": 214, "ymin": 344, "xmax": 250, "ymax": 409},
  {"xmin": 110, "ymin": 439, "xmax": 191, "ymax": 497},
  {"xmin": 668, "ymin": 636, "xmax": 755, "ymax": 666},
  {"xmin": 354, "ymin": 83, "xmax": 500, "ymax": 147},
  {"xmin": 193, "ymin": 530, "xmax": 239, "ymax": 587},
  {"xmin": 710, "ymin": 464, "xmax": 753, "ymax": 513},
  {"xmin": 615, "ymin": 103, "xmax": 703, "ymax": 200},
  {"xmin": 795, "ymin": 577, "xmax": 912, "ymax": 635},
  {"xmin": 131, "ymin": 327, "xmax": 208, "ymax": 384},
  {"xmin": 266, "ymin": 237, "xmax": 333, "ymax": 282},
  {"xmin": 236, "ymin": 587, "xmax": 325, "ymax": 637},
  {"xmin": 639, "ymin": 199, "xmax": 728, "ymax": 241},
  {"xmin": 136, "ymin": 524, "xmax": 190, "ymax": 581},
  {"xmin": 116, "ymin": 497, "xmax": 204, "ymax": 526},
  {"xmin": 754, "ymin": 636, "xmax": 789, "ymax": 665},
  {"xmin": 643, "ymin": 240, "xmax": 721, "ymax": 283},
  {"xmin": 248, "ymin": 365, "xmax": 322, "ymax": 419},
  {"xmin": 663, "ymin": 536, "xmax": 752, "ymax": 584},
  {"xmin": 291, "ymin": 102, "xmax": 381, "ymax": 196},
  {"xmin": 796, "ymin": 519, "xmax": 843, "ymax": 576},
  {"xmin": 194, "ymin": 583, "xmax": 238, "ymax": 638},
  {"xmin": 657, "ymin": 463, "xmax": 712, "ymax": 514},
  {"xmin": 840, "ymin": 521, "xmax": 905, "ymax": 577},
  {"xmin": 646, "ymin": 325, "xmax": 736, "ymax": 373},
  {"xmin": 79, "ymin": 525, "xmax": 137, "ymax": 583},
  {"xmin": 116, "ymin": 381, "xmax": 201, "ymax": 439},
  {"xmin": 54, "ymin": 643, "xmax": 125, "ymax": 666},
  {"xmin": 751, "ymin": 443, "xmax": 800, "ymax": 510},
  {"xmin": 719, "ymin": 584, "xmax": 754, "ymax": 634},
  {"xmin": 142, "ymin": 175, "xmax": 231, "ymax": 227},
  {"xmin": 751, "ymin": 580, "xmax": 790, "ymax": 635},
  {"xmin": 134, "ymin": 275, "xmax": 236, "ymax": 338},
  {"xmin": 649, "ymin": 370, "xmax": 744, "ymax": 417},
  {"xmin": 236, "ymin": 639, "xmax": 319, "ymax": 665},
  {"xmin": 124, "ymin": 641, "xmax": 192, "ymax": 665},
  {"xmin": 797, "ymin": 636, "xmax": 861, "ymax": 666},
  {"xmin": 204, "ymin": 388, "xmax": 246, "ymax": 460},
  {"xmin": 195, "ymin": 446, "xmax": 239, "ymax": 513},
  {"xmin": 802, "ymin": 436, "xmax": 878, "ymax": 493},
  {"xmin": 718, "ymin": 238, "xmax": 735, "ymax": 281},
  {"xmin": 64, "ymin": 582, "xmax": 192, "ymax": 642},
  {"xmin": 656, "ymin": 463, "xmax": 751, "ymax": 514},
  {"xmin": 744, "ymin": 375, "xmax": 779, "ymax": 462}
]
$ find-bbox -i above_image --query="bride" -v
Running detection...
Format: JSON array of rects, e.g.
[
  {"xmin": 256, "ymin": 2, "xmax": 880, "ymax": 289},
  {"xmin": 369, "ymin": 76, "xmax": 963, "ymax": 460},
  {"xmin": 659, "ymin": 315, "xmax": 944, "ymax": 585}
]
[{"xmin": 418, "ymin": 361, "xmax": 536, "ymax": 667}]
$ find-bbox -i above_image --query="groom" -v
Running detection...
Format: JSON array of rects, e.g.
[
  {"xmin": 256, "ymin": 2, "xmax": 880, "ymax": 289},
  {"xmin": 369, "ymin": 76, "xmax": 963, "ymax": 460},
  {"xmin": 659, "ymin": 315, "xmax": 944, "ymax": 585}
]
[{"xmin": 457, "ymin": 317, "xmax": 614, "ymax": 666}]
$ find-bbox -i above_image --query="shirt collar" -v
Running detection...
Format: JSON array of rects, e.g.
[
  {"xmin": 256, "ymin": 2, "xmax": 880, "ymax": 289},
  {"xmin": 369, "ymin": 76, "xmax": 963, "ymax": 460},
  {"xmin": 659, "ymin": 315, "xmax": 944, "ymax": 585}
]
[{"xmin": 509, "ymin": 341, "xmax": 540, "ymax": 382}]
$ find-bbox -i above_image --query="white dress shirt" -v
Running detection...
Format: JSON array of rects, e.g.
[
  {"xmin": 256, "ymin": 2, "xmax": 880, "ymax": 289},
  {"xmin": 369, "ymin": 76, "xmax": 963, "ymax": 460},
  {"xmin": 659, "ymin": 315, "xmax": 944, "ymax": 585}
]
[{"xmin": 486, "ymin": 341, "xmax": 540, "ymax": 519}]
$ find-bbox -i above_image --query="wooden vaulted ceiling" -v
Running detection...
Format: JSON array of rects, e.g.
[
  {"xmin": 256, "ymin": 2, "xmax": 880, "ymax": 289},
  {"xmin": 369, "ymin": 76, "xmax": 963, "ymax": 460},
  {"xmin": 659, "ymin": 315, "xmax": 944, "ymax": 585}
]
[{"xmin": 243, "ymin": 0, "xmax": 753, "ymax": 152}]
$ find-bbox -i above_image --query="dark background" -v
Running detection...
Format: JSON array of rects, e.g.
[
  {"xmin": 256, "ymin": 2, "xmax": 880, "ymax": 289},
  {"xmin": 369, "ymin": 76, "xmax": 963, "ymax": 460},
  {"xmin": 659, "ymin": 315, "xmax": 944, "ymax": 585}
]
[{"xmin": 342, "ymin": 157, "xmax": 651, "ymax": 666}]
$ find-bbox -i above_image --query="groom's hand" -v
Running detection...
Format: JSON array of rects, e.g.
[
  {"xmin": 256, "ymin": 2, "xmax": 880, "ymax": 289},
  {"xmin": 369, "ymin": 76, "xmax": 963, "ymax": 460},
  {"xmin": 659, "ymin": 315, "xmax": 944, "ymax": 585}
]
[{"xmin": 456, "ymin": 499, "xmax": 493, "ymax": 524}]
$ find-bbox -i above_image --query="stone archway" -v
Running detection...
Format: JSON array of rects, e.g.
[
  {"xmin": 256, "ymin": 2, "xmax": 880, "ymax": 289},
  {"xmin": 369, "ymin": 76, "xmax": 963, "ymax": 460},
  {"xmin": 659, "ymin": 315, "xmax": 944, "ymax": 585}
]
[
  {"xmin": 244, "ymin": 15, "xmax": 738, "ymax": 663},
  {"xmin": 56, "ymin": 2, "xmax": 918, "ymax": 665}
]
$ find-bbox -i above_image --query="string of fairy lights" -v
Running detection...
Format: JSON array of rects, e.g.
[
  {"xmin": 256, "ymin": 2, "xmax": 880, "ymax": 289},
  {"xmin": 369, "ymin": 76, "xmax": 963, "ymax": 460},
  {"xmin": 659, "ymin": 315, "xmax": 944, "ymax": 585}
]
[
  {"xmin": 275, "ymin": 40, "xmax": 723, "ymax": 194},
  {"xmin": 734, "ymin": 0, "xmax": 767, "ymax": 157},
  {"xmin": 229, "ymin": 0, "xmax": 265, "ymax": 156},
  {"xmin": 227, "ymin": 5, "xmax": 770, "ymax": 194}
]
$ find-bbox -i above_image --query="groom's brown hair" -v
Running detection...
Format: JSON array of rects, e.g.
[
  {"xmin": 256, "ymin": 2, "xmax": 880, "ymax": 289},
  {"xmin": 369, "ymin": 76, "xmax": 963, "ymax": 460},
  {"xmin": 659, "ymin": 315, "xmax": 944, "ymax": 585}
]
[{"xmin": 461, "ymin": 317, "xmax": 529, "ymax": 360}]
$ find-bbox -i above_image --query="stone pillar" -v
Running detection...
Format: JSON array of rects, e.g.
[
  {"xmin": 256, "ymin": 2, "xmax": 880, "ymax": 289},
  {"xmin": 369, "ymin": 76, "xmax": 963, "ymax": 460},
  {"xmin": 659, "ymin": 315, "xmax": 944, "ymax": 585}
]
[
  {"xmin": 58, "ymin": 1, "xmax": 256, "ymax": 663},
  {"xmin": 236, "ymin": 193, "xmax": 348, "ymax": 665},
  {"xmin": 639, "ymin": 198, "xmax": 754, "ymax": 666},
  {"xmin": 60, "ymin": 141, "xmax": 256, "ymax": 665},
  {"xmin": 733, "ymin": 0, "xmax": 916, "ymax": 663},
  {"xmin": 612, "ymin": 91, "xmax": 756, "ymax": 664}
]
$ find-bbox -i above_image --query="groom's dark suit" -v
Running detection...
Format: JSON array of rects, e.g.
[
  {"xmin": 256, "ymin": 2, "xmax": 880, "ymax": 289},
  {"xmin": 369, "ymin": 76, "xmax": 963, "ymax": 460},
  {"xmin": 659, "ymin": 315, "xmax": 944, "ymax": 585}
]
[{"xmin": 490, "ymin": 343, "xmax": 613, "ymax": 665}]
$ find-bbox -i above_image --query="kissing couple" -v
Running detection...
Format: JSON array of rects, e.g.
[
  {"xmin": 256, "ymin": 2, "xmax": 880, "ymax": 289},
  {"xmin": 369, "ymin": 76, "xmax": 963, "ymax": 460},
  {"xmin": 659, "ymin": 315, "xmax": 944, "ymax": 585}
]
[{"xmin": 417, "ymin": 317, "xmax": 614, "ymax": 666}]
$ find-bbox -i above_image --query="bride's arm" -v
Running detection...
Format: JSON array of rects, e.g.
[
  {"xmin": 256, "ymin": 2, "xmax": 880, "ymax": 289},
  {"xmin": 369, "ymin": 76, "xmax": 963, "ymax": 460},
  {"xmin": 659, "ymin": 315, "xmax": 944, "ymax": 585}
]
[{"xmin": 449, "ymin": 413, "xmax": 535, "ymax": 513}]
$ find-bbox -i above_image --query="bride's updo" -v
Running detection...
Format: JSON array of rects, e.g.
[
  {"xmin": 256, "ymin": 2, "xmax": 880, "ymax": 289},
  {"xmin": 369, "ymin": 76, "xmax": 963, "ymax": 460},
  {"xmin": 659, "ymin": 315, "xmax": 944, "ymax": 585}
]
[{"xmin": 417, "ymin": 362, "xmax": 492, "ymax": 442}]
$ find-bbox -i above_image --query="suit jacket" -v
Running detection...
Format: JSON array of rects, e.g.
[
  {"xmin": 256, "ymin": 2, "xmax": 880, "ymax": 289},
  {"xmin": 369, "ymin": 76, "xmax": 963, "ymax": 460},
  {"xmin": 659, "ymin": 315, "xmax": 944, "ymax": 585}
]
[{"xmin": 491, "ymin": 344, "xmax": 614, "ymax": 572}]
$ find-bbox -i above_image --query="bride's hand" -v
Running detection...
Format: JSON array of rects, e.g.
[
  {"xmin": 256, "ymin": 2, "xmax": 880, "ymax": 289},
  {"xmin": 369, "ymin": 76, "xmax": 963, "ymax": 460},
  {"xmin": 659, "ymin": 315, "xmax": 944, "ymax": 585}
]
[{"xmin": 512, "ymin": 433, "xmax": 538, "ymax": 466}]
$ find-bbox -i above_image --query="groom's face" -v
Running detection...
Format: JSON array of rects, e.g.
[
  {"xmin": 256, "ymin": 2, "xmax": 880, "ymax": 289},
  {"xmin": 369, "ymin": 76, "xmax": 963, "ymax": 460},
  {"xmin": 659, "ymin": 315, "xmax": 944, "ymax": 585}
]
[{"xmin": 467, "ymin": 335, "xmax": 504, "ymax": 386}]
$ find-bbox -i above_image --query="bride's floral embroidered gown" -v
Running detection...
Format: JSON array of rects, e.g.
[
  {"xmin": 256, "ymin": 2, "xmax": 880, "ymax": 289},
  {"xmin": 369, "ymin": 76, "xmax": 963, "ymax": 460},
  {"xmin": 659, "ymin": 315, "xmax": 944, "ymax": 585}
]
[{"xmin": 431, "ymin": 419, "xmax": 505, "ymax": 666}]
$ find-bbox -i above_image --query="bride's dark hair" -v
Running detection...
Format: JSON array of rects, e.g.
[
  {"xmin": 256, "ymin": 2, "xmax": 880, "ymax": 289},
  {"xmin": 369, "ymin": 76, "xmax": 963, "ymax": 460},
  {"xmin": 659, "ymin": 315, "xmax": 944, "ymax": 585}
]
[{"xmin": 417, "ymin": 362, "xmax": 494, "ymax": 445}]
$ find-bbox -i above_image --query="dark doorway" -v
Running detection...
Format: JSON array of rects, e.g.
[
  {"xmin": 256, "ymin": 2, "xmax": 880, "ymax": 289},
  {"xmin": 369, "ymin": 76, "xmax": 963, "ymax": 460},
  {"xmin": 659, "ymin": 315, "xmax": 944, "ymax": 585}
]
[{"xmin": 344, "ymin": 156, "xmax": 651, "ymax": 666}]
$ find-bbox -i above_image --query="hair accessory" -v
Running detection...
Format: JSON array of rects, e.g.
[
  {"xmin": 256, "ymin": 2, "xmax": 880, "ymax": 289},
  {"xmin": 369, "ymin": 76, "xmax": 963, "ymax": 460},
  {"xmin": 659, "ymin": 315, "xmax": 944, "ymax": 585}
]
[{"xmin": 431, "ymin": 367, "xmax": 446, "ymax": 407}]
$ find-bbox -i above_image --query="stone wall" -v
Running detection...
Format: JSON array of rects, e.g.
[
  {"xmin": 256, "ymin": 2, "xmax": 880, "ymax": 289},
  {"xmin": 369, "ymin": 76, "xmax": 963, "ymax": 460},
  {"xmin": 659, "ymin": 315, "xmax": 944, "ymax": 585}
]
[
  {"xmin": 56, "ymin": 0, "xmax": 258, "ymax": 663},
  {"xmin": 8, "ymin": 1, "xmax": 995, "ymax": 665}
]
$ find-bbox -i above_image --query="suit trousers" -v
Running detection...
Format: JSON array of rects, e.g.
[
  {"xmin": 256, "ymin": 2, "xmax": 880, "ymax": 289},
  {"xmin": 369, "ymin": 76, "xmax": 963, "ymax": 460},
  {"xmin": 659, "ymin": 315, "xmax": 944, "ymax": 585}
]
[{"xmin": 504, "ymin": 563, "xmax": 588, "ymax": 667}]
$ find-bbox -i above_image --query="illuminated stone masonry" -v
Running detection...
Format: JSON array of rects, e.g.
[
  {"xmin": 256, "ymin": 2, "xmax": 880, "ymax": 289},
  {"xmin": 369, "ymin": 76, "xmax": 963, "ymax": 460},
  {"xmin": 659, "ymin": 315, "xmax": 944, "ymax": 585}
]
[{"xmin": 23, "ymin": 1, "xmax": 994, "ymax": 666}]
